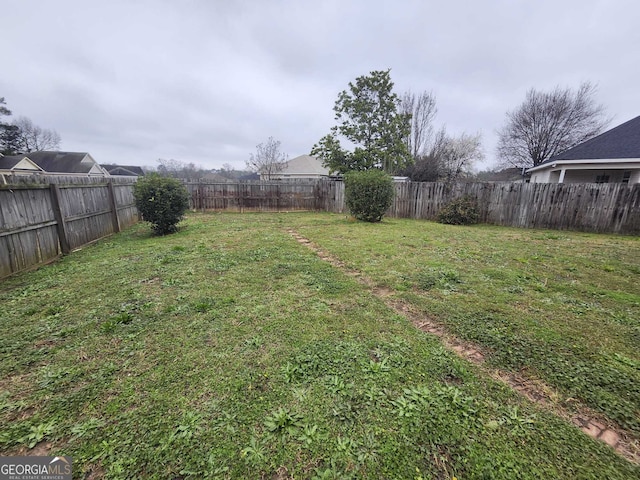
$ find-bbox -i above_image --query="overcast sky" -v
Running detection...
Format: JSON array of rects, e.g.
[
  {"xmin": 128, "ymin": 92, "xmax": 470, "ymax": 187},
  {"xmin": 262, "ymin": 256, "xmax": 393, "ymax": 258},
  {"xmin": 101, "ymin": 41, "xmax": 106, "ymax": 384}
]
[{"xmin": 2, "ymin": 0, "xmax": 638, "ymax": 171}]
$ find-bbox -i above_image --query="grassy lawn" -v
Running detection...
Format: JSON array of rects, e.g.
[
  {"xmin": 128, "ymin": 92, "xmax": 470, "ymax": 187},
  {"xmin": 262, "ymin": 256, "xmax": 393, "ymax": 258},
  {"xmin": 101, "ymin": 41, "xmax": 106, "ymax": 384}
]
[
  {"xmin": 289, "ymin": 214, "xmax": 640, "ymax": 437},
  {"xmin": 0, "ymin": 212, "xmax": 638, "ymax": 479}
]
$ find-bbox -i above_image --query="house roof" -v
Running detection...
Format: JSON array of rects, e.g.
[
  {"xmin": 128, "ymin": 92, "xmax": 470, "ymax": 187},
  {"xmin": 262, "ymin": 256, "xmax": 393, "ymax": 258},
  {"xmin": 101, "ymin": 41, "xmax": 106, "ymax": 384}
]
[
  {"xmin": 239, "ymin": 172, "xmax": 260, "ymax": 181},
  {"xmin": 0, "ymin": 155, "xmax": 43, "ymax": 171},
  {"xmin": 542, "ymin": 115, "xmax": 640, "ymax": 165},
  {"xmin": 100, "ymin": 164, "xmax": 145, "ymax": 176},
  {"xmin": 279, "ymin": 155, "xmax": 329, "ymax": 175},
  {"xmin": 200, "ymin": 172, "xmax": 232, "ymax": 182},
  {"xmin": 27, "ymin": 151, "xmax": 100, "ymax": 174}
]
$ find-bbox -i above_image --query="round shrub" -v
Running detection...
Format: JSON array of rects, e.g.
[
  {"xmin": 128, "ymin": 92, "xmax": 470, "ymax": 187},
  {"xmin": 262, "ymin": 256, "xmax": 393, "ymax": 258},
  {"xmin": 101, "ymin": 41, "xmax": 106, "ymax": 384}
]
[
  {"xmin": 133, "ymin": 173, "xmax": 190, "ymax": 235},
  {"xmin": 344, "ymin": 170, "xmax": 395, "ymax": 222},
  {"xmin": 437, "ymin": 195, "xmax": 480, "ymax": 225}
]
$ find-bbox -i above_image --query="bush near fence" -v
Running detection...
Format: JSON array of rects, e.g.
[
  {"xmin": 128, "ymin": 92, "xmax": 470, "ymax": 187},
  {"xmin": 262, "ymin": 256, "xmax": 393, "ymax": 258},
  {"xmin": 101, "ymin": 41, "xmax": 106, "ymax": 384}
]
[{"xmin": 1, "ymin": 177, "xmax": 638, "ymax": 279}]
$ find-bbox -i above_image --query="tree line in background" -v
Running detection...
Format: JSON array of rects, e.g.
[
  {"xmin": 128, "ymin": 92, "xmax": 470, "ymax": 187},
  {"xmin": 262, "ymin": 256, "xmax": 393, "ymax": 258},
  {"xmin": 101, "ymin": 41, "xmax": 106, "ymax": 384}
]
[
  {"xmin": 4, "ymin": 72, "xmax": 610, "ymax": 180},
  {"xmin": 165, "ymin": 76, "xmax": 611, "ymax": 182},
  {"xmin": 149, "ymin": 158, "xmax": 255, "ymax": 181},
  {"xmin": 308, "ymin": 70, "xmax": 610, "ymax": 180},
  {"xmin": 0, "ymin": 97, "xmax": 61, "ymax": 155}
]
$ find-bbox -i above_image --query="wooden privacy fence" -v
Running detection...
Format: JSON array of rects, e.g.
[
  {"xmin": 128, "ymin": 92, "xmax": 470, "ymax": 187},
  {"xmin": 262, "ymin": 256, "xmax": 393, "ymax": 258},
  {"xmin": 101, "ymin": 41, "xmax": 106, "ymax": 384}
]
[
  {"xmin": 2, "ymin": 177, "xmax": 638, "ymax": 279},
  {"xmin": 185, "ymin": 181, "xmax": 322, "ymax": 212},
  {"xmin": 0, "ymin": 175, "xmax": 138, "ymax": 278},
  {"xmin": 325, "ymin": 181, "xmax": 640, "ymax": 235},
  {"xmin": 183, "ymin": 180, "xmax": 639, "ymax": 234}
]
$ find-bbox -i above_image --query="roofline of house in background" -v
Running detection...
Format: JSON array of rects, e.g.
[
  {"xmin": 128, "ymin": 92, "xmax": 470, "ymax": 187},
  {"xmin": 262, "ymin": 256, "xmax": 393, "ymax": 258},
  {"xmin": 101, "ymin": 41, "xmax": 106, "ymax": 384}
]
[{"xmin": 527, "ymin": 157, "xmax": 640, "ymax": 173}]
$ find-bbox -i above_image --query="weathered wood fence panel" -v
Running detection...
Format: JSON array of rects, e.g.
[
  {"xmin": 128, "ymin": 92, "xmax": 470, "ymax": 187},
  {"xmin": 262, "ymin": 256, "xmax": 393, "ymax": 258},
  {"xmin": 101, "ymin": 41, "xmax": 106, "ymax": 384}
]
[
  {"xmin": 0, "ymin": 175, "xmax": 138, "ymax": 278},
  {"xmin": 2, "ymin": 176, "xmax": 637, "ymax": 279},
  {"xmin": 185, "ymin": 181, "xmax": 320, "ymax": 212},
  {"xmin": 184, "ymin": 180, "xmax": 638, "ymax": 234}
]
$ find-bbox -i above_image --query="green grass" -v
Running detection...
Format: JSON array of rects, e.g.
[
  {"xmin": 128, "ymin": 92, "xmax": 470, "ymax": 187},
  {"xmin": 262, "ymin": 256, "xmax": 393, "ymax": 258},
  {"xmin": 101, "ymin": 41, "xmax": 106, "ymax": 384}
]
[
  {"xmin": 0, "ymin": 212, "xmax": 638, "ymax": 479},
  {"xmin": 290, "ymin": 214, "xmax": 640, "ymax": 435}
]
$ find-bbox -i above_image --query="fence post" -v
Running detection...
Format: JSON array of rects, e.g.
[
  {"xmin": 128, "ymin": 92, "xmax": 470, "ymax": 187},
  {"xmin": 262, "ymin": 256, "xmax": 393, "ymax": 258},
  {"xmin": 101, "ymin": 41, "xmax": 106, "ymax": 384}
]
[
  {"xmin": 106, "ymin": 180, "xmax": 121, "ymax": 233},
  {"xmin": 50, "ymin": 184, "xmax": 71, "ymax": 254},
  {"xmin": 198, "ymin": 182, "xmax": 205, "ymax": 211}
]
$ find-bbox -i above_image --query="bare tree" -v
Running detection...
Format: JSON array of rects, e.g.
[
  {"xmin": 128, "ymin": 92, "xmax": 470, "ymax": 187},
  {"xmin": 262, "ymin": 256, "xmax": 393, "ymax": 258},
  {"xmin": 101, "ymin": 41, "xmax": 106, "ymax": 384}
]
[
  {"xmin": 497, "ymin": 82, "xmax": 610, "ymax": 168},
  {"xmin": 401, "ymin": 90, "xmax": 438, "ymax": 160},
  {"xmin": 157, "ymin": 158, "xmax": 205, "ymax": 180},
  {"xmin": 440, "ymin": 132, "xmax": 484, "ymax": 182},
  {"xmin": 246, "ymin": 136, "xmax": 288, "ymax": 179},
  {"xmin": 12, "ymin": 116, "xmax": 61, "ymax": 152}
]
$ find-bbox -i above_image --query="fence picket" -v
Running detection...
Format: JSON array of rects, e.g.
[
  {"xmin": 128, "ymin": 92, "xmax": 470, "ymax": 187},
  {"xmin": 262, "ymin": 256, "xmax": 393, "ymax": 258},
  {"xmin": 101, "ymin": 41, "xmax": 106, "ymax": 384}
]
[{"xmin": 1, "ymin": 177, "xmax": 638, "ymax": 279}]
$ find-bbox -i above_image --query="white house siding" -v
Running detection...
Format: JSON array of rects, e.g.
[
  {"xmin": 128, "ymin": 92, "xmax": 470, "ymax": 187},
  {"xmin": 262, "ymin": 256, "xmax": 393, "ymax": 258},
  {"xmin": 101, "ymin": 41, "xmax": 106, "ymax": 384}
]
[
  {"xmin": 531, "ymin": 170, "xmax": 551, "ymax": 183},
  {"xmin": 530, "ymin": 160, "xmax": 640, "ymax": 184}
]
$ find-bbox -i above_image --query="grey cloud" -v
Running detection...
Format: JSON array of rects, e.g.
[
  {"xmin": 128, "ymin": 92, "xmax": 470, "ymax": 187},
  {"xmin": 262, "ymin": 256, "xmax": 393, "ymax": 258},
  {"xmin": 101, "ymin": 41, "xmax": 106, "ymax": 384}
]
[{"xmin": 1, "ymin": 0, "xmax": 638, "ymax": 170}]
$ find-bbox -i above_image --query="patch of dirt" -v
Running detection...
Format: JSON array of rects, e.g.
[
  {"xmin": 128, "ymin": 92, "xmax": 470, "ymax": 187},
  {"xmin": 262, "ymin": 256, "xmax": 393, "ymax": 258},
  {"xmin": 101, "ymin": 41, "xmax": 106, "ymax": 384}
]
[
  {"xmin": 15, "ymin": 441, "xmax": 53, "ymax": 457},
  {"xmin": 286, "ymin": 228, "xmax": 640, "ymax": 465},
  {"xmin": 84, "ymin": 465, "xmax": 104, "ymax": 480},
  {"xmin": 34, "ymin": 339, "xmax": 56, "ymax": 349},
  {"xmin": 271, "ymin": 465, "xmax": 291, "ymax": 480}
]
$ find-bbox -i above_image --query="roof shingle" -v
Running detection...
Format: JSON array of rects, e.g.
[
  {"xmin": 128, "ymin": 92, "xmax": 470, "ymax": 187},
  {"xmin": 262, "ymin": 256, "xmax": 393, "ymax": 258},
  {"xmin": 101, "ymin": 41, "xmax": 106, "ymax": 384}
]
[{"xmin": 543, "ymin": 115, "xmax": 640, "ymax": 164}]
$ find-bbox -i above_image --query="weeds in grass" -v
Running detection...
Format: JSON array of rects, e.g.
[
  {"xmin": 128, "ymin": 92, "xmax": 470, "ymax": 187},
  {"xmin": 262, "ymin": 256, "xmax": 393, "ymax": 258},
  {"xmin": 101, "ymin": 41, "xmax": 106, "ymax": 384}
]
[
  {"xmin": 0, "ymin": 213, "xmax": 637, "ymax": 478},
  {"xmin": 22, "ymin": 421, "xmax": 55, "ymax": 448}
]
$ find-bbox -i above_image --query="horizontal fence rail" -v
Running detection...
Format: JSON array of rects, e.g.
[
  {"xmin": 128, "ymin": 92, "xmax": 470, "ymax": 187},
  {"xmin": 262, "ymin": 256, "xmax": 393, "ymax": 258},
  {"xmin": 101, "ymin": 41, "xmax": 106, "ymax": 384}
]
[
  {"xmin": 185, "ymin": 181, "xmax": 323, "ymax": 212},
  {"xmin": 0, "ymin": 175, "xmax": 138, "ymax": 278},
  {"xmin": 185, "ymin": 180, "xmax": 638, "ymax": 235},
  {"xmin": 2, "ymin": 176, "xmax": 638, "ymax": 279},
  {"xmin": 331, "ymin": 181, "xmax": 639, "ymax": 235}
]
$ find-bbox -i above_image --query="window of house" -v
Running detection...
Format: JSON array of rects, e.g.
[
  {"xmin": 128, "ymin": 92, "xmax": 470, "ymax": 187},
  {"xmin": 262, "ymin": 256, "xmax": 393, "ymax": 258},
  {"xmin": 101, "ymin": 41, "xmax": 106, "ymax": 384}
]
[
  {"xmin": 595, "ymin": 174, "xmax": 610, "ymax": 184},
  {"xmin": 622, "ymin": 171, "xmax": 631, "ymax": 184}
]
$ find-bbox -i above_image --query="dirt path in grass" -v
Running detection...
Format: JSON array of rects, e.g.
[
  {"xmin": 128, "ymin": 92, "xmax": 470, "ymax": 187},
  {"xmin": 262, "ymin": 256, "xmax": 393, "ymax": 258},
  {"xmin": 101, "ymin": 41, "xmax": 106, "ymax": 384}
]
[{"xmin": 286, "ymin": 228, "xmax": 640, "ymax": 465}]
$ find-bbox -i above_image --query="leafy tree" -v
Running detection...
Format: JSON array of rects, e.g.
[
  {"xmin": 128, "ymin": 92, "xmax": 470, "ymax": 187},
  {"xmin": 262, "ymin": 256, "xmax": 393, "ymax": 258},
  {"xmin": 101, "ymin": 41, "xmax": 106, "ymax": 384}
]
[
  {"xmin": 312, "ymin": 70, "xmax": 411, "ymax": 175},
  {"xmin": 0, "ymin": 97, "xmax": 17, "ymax": 155},
  {"xmin": 344, "ymin": 170, "xmax": 395, "ymax": 222},
  {"xmin": 0, "ymin": 97, "xmax": 10, "ymax": 117},
  {"xmin": 497, "ymin": 82, "xmax": 610, "ymax": 168},
  {"xmin": 133, "ymin": 173, "xmax": 190, "ymax": 235},
  {"xmin": 0, "ymin": 124, "xmax": 21, "ymax": 155},
  {"xmin": 246, "ymin": 136, "xmax": 288, "ymax": 179}
]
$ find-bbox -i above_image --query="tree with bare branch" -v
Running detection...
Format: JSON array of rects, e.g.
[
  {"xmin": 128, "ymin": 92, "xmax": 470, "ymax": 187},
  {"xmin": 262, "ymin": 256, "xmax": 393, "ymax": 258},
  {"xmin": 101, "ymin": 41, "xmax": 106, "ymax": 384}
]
[
  {"xmin": 496, "ymin": 82, "xmax": 610, "ymax": 169},
  {"xmin": 246, "ymin": 136, "xmax": 288, "ymax": 179},
  {"xmin": 401, "ymin": 90, "xmax": 438, "ymax": 160},
  {"xmin": 440, "ymin": 132, "xmax": 484, "ymax": 182},
  {"xmin": 12, "ymin": 116, "xmax": 61, "ymax": 152}
]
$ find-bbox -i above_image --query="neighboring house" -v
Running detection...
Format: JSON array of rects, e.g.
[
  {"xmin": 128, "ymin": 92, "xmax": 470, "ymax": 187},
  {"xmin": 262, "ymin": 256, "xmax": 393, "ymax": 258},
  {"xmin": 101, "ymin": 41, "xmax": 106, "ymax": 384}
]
[
  {"xmin": 0, "ymin": 154, "xmax": 44, "ymax": 176},
  {"xmin": 475, "ymin": 168, "xmax": 529, "ymax": 182},
  {"xmin": 27, "ymin": 151, "xmax": 110, "ymax": 176},
  {"xmin": 238, "ymin": 172, "xmax": 260, "ymax": 181},
  {"xmin": 527, "ymin": 115, "xmax": 640, "ymax": 184},
  {"xmin": 100, "ymin": 164, "xmax": 145, "ymax": 178},
  {"xmin": 200, "ymin": 171, "xmax": 233, "ymax": 182},
  {"xmin": 262, "ymin": 154, "xmax": 330, "ymax": 181}
]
